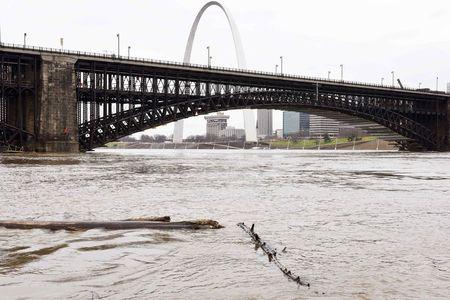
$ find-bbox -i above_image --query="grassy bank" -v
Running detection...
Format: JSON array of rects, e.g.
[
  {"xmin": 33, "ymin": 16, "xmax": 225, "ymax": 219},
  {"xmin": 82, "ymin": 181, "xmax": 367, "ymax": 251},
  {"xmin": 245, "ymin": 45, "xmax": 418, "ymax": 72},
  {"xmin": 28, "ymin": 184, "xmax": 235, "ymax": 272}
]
[{"xmin": 270, "ymin": 136, "xmax": 376, "ymax": 149}]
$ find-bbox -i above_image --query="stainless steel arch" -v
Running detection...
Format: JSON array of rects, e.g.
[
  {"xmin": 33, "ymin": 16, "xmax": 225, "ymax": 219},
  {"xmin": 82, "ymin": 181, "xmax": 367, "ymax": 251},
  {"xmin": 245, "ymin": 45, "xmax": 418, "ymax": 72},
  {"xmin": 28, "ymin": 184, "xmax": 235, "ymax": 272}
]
[{"xmin": 173, "ymin": 1, "xmax": 257, "ymax": 143}]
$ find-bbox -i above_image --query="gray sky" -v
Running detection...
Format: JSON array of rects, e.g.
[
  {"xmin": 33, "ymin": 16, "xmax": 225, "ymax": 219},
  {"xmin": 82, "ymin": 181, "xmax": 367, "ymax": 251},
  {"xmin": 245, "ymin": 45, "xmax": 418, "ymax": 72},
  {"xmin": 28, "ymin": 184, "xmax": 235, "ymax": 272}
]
[{"xmin": 2, "ymin": 0, "xmax": 450, "ymax": 137}]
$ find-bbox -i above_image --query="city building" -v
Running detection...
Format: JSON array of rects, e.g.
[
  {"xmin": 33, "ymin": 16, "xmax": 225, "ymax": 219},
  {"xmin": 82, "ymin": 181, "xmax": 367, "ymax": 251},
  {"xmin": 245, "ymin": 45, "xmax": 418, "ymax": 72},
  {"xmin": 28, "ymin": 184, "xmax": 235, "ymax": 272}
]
[
  {"xmin": 256, "ymin": 109, "xmax": 273, "ymax": 138},
  {"xmin": 219, "ymin": 126, "xmax": 245, "ymax": 139},
  {"xmin": 282, "ymin": 111, "xmax": 310, "ymax": 137},
  {"xmin": 309, "ymin": 115, "xmax": 340, "ymax": 137},
  {"xmin": 205, "ymin": 112, "xmax": 229, "ymax": 138},
  {"xmin": 275, "ymin": 129, "xmax": 283, "ymax": 139}
]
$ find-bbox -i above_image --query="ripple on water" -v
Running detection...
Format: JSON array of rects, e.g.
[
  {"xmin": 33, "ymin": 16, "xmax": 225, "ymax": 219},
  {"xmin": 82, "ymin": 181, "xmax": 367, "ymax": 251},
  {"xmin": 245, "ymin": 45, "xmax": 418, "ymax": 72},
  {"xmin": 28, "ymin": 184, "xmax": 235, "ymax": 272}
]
[{"xmin": 0, "ymin": 149, "xmax": 449, "ymax": 299}]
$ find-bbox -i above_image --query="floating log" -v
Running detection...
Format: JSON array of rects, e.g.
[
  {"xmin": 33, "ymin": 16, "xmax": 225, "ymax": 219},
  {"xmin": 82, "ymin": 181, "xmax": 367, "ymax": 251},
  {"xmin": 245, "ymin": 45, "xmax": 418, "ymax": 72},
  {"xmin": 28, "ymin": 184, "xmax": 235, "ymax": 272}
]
[
  {"xmin": 122, "ymin": 216, "xmax": 171, "ymax": 222},
  {"xmin": 0, "ymin": 219, "xmax": 223, "ymax": 231}
]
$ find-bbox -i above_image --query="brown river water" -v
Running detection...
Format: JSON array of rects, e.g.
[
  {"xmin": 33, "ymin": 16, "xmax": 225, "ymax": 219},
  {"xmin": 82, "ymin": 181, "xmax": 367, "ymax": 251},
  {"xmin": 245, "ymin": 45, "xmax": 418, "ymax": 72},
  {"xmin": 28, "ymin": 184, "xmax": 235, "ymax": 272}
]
[{"xmin": 0, "ymin": 149, "xmax": 449, "ymax": 299}]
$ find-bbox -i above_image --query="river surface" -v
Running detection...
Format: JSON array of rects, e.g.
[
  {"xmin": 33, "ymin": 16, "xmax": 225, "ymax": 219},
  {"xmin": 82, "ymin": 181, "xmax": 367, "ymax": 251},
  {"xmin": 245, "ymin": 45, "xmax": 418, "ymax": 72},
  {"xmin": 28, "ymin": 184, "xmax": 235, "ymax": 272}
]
[{"xmin": 0, "ymin": 149, "xmax": 449, "ymax": 299}]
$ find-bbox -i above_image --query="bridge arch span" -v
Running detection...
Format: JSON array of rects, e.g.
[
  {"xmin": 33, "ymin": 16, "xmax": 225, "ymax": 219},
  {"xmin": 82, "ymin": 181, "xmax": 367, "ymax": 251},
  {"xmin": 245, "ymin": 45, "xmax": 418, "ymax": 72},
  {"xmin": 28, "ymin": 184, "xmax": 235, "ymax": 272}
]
[
  {"xmin": 173, "ymin": 1, "xmax": 257, "ymax": 143},
  {"xmin": 79, "ymin": 90, "xmax": 439, "ymax": 151}
]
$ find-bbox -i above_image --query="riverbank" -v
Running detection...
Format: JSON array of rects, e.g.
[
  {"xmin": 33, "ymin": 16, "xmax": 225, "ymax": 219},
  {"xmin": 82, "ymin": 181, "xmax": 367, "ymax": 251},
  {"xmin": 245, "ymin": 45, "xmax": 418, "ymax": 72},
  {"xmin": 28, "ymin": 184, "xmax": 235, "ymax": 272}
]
[{"xmin": 106, "ymin": 137, "xmax": 398, "ymax": 151}]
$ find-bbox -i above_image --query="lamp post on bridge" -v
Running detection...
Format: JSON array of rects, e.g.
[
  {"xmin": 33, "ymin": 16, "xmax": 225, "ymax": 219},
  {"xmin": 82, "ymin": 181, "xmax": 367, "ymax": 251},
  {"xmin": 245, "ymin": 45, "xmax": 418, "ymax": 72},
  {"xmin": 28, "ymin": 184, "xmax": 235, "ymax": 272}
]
[
  {"xmin": 436, "ymin": 76, "xmax": 439, "ymax": 91},
  {"xmin": 340, "ymin": 64, "xmax": 343, "ymax": 81},
  {"xmin": 381, "ymin": 77, "xmax": 384, "ymax": 85},
  {"xmin": 207, "ymin": 46, "xmax": 211, "ymax": 67},
  {"xmin": 128, "ymin": 46, "xmax": 131, "ymax": 59},
  {"xmin": 419, "ymin": 82, "xmax": 422, "ymax": 89},
  {"xmin": 116, "ymin": 33, "xmax": 120, "ymax": 57},
  {"xmin": 391, "ymin": 71, "xmax": 395, "ymax": 87},
  {"xmin": 280, "ymin": 56, "xmax": 284, "ymax": 75},
  {"xmin": 275, "ymin": 64, "xmax": 278, "ymax": 74},
  {"xmin": 328, "ymin": 71, "xmax": 331, "ymax": 80},
  {"xmin": 23, "ymin": 33, "xmax": 27, "ymax": 47}
]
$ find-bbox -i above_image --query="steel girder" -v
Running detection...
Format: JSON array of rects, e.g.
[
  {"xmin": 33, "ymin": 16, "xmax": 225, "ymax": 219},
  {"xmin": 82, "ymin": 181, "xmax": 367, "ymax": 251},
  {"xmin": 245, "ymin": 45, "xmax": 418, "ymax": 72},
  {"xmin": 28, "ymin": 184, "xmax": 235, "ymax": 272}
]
[
  {"xmin": 75, "ymin": 60, "xmax": 449, "ymax": 151},
  {"xmin": 0, "ymin": 51, "xmax": 38, "ymax": 151}
]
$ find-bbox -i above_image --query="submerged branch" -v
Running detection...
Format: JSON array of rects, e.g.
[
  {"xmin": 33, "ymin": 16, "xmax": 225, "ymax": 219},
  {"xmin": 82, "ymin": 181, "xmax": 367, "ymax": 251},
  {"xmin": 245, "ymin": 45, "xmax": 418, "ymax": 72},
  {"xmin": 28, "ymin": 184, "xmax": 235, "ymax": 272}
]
[{"xmin": 237, "ymin": 222, "xmax": 310, "ymax": 287}]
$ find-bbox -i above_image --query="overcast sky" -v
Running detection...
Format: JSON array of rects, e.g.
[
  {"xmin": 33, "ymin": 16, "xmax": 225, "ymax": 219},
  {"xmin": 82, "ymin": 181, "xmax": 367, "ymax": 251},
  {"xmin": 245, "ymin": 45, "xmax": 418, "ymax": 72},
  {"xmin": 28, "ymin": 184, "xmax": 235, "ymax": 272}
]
[{"xmin": 2, "ymin": 0, "xmax": 450, "ymax": 137}]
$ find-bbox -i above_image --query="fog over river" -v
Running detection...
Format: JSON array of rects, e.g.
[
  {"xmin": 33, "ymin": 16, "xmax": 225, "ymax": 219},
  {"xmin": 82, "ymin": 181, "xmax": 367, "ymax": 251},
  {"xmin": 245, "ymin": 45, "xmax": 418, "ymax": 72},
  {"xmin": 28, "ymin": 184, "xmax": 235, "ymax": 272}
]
[{"xmin": 0, "ymin": 149, "xmax": 449, "ymax": 299}]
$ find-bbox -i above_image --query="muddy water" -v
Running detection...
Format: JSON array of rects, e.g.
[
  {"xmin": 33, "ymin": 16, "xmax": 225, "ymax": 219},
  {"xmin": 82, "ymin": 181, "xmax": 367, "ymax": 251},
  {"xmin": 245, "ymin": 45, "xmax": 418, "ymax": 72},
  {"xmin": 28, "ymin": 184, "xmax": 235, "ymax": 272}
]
[{"xmin": 0, "ymin": 149, "xmax": 449, "ymax": 299}]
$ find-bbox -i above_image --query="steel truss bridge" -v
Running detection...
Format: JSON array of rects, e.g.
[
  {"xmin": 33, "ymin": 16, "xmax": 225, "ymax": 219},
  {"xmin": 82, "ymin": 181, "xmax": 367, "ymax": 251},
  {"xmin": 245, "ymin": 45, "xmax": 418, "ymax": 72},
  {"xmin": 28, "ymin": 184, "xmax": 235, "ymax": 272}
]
[{"xmin": 1, "ymin": 44, "xmax": 449, "ymax": 152}]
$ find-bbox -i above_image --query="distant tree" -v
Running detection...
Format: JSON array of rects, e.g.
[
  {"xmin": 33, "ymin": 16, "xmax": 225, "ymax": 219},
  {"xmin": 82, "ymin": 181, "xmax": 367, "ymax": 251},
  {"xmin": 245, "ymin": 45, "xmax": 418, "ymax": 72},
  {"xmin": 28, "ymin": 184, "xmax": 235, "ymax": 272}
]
[
  {"xmin": 140, "ymin": 134, "xmax": 154, "ymax": 143},
  {"xmin": 154, "ymin": 134, "xmax": 167, "ymax": 143},
  {"xmin": 323, "ymin": 133, "xmax": 331, "ymax": 143}
]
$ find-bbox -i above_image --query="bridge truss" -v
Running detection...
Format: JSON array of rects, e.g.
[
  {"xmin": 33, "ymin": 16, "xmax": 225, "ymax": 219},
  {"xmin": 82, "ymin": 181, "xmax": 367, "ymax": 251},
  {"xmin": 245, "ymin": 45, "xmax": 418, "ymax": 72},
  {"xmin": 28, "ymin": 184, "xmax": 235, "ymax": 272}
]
[
  {"xmin": 75, "ymin": 60, "xmax": 449, "ymax": 151},
  {"xmin": 0, "ymin": 51, "xmax": 38, "ymax": 151}
]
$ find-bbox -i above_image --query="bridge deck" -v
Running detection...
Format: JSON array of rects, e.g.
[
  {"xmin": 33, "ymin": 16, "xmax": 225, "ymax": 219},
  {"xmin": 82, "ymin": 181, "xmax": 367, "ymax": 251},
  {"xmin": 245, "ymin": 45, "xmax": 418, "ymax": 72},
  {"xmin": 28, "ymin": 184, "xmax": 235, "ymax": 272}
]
[{"xmin": 1, "ymin": 43, "xmax": 448, "ymax": 101}]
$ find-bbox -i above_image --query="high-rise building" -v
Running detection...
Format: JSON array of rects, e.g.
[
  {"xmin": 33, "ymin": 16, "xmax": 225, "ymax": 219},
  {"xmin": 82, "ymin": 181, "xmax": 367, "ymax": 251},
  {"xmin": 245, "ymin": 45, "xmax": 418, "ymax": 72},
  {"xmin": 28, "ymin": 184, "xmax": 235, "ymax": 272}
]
[
  {"xmin": 205, "ymin": 112, "xmax": 230, "ymax": 138},
  {"xmin": 282, "ymin": 111, "xmax": 310, "ymax": 137},
  {"xmin": 219, "ymin": 126, "xmax": 245, "ymax": 139},
  {"xmin": 309, "ymin": 115, "xmax": 340, "ymax": 137},
  {"xmin": 256, "ymin": 109, "xmax": 273, "ymax": 138}
]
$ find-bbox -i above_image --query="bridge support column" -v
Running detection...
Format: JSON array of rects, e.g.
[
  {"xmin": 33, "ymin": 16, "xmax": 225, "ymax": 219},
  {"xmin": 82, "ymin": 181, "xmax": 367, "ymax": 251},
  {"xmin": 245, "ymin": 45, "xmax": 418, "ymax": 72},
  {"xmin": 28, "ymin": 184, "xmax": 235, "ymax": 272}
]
[
  {"xmin": 447, "ymin": 100, "xmax": 450, "ymax": 151},
  {"xmin": 35, "ymin": 54, "xmax": 79, "ymax": 152}
]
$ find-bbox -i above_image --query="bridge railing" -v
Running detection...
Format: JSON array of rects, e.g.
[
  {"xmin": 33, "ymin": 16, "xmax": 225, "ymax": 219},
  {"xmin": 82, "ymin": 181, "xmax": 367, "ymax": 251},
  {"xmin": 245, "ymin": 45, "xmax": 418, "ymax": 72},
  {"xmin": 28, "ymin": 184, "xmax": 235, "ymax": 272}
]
[{"xmin": 0, "ymin": 42, "xmax": 446, "ymax": 95}]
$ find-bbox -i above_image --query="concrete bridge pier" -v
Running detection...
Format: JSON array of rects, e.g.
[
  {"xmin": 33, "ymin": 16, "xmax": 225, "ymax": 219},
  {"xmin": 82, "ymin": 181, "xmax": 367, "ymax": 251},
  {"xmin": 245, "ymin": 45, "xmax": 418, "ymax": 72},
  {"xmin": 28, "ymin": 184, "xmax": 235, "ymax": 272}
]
[
  {"xmin": 447, "ymin": 101, "xmax": 450, "ymax": 151},
  {"xmin": 34, "ymin": 54, "xmax": 79, "ymax": 152}
]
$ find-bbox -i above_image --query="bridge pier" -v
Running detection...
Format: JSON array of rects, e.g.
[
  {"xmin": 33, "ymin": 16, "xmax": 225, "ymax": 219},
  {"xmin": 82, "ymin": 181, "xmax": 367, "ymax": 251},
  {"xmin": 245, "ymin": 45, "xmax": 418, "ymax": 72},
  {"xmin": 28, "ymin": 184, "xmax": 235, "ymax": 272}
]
[
  {"xmin": 447, "ymin": 100, "xmax": 450, "ymax": 151},
  {"xmin": 35, "ymin": 54, "xmax": 79, "ymax": 152}
]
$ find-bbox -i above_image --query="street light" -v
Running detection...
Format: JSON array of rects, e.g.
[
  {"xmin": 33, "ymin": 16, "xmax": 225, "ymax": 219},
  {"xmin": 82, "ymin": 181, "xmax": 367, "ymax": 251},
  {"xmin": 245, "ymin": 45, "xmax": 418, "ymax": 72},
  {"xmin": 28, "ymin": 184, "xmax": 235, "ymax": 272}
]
[
  {"xmin": 381, "ymin": 77, "xmax": 384, "ymax": 85},
  {"xmin": 340, "ymin": 64, "xmax": 343, "ymax": 81},
  {"xmin": 328, "ymin": 71, "xmax": 331, "ymax": 80},
  {"xmin": 436, "ymin": 76, "xmax": 439, "ymax": 91},
  {"xmin": 207, "ymin": 46, "xmax": 210, "ymax": 67},
  {"xmin": 23, "ymin": 33, "xmax": 27, "ymax": 46},
  {"xmin": 280, "ymin": 56, "xmax": 284, "ymax": 75},
  {"xmin": 128, "ymin": 46, "xmax": 131, "ymax": 59},
  {"xmin": 391, "ymin": 71, "xmax": 395, "ymax": 87},
  {"xmin": 116, "ymin": 34, "xmax": 120, "ymax": 57},
  {"xmin": 210, "ymin": 56, "xmax": 212, "ymax": 66},
  {"xmin": 419, "ymin": 82, "xmax": 422, "ymax": 89},
  {"xmin": 275, "ymin": 64, "xmax": 278, "ymax": 74}
]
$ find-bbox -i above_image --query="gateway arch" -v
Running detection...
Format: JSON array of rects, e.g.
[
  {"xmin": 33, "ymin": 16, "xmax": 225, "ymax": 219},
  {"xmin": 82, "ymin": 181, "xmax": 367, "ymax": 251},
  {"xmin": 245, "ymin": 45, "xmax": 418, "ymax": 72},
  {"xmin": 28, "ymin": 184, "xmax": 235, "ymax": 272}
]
[{"xmin": 173, "ymin": 1, "xmax": 257, "ymax": 143}]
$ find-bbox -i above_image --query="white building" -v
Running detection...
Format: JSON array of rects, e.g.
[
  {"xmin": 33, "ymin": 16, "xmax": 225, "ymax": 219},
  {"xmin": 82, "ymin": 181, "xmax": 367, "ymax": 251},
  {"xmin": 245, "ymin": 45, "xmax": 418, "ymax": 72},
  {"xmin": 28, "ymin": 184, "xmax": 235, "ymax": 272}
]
[
  {"xmin": 309, "ymin": 115, "xmax": 340, "ymax": 138},
  {"xmin": 205, "ymin": 112, "xmax": 230, "ymax": 138},
  {"xmin": 275, "ymin": 129, "xmax": 283, "ymax": 139},
  {"xmin": 219, "ymin": 126, "xmax": 245, "ymax": 139}
]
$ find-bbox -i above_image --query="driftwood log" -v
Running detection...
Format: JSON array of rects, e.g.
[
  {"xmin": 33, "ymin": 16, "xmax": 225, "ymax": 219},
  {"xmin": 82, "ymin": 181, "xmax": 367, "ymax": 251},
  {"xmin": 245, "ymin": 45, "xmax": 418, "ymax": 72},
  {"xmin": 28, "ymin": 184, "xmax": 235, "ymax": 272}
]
[
  {"xmin": 122, "ymin": 216, "xmax": 171, "ymax": 222},
  {"xmin": 0, "ymin": 219, "xmax": 223, "ymax": 231}
]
